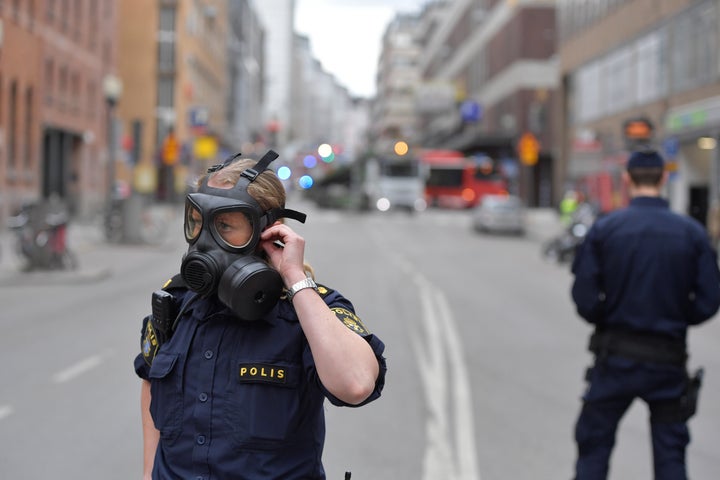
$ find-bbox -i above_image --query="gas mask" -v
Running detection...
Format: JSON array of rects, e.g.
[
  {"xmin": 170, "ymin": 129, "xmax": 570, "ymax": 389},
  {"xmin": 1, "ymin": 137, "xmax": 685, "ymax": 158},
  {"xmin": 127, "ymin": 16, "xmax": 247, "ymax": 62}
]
[{"xmin": 180, "ymin": 150, "xmax": 306, "ymax": 321}]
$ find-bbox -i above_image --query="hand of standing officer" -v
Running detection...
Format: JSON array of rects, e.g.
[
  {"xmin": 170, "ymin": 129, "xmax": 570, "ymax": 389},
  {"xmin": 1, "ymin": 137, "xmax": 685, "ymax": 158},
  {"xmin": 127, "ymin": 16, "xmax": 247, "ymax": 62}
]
[{"xmin": 261, "ymin": 223, "xmax": 380, "ymax": 405}]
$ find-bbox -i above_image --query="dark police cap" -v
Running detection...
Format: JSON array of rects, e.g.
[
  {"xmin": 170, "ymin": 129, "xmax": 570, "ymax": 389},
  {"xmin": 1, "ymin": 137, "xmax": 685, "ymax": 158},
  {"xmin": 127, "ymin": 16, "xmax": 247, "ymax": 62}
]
[{"xmin": 627, "ymin": 150, "xmax": 664, "ymax": 169}]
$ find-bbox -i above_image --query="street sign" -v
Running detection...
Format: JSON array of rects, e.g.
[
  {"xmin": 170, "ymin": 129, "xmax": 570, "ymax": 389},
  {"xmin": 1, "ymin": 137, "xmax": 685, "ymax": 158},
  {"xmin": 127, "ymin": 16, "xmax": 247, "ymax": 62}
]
[
  {"xmin": 518, "ymin": 132, "xmax": 540, "ymax": 166},
  {"xmin": 194, "ymin": 135, "xmax": 218, "ymax": 160},
  {"xmin": 460, "ymin": 100, "xmax": 482, "ymax": 123},
  {"xmin": 662, "ymin": 137, "xmax": 679, "ymax": 158}
]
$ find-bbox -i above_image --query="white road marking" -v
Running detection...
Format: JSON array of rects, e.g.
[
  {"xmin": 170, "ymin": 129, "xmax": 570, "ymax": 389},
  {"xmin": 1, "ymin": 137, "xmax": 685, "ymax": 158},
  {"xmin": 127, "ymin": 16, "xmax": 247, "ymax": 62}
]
[
  {"xmin": 372, "ymin": 233, "xmax": 480, "ymax": 480},
  {"xmin": 0, "ymin": 405, "xmax": 14, "ymax": 421},
  {"xmin": 52, "ymin": 350, "xmax": 113, "ymax": 384}
]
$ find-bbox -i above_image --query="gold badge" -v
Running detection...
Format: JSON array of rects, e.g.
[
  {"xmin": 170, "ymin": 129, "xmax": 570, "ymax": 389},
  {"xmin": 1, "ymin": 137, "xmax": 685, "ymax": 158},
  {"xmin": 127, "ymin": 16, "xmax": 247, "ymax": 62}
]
[{"xmin": 331, "ymin": 307, "xmax": 369, "ymax": 335}]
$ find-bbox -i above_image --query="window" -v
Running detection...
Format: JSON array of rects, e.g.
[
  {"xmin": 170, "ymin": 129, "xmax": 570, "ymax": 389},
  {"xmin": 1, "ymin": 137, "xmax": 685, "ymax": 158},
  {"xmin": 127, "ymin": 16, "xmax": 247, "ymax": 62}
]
[
  {"xmin": 158, "ymin": 38, "xmax": 175, "ymax": 71},
  {"xmin": 160, "ymin": 6, "xmax": 176, "ymax": 32},
  {"xmin": 9, "ymin": 81, "xmax": 17, "ymax": 170},
  {"xmin": 74, "ymin": 0, "xmax": 82, "ymax": 40},
  {"xmin": 44, "ymin": 59, "xmax": 54, "ymax": 104},
  {"xmin": 58, "ymin": 66, "xmax": 67, "ymax": 110},
  {"xmin": 671, "ymin": 2, "xmax": 718, "ymax": 92},
  {"xmin": 636, "ymin": 30, "xmax": 668, "ymax": 104},
  {"xmin": 603, "ymin": 46, "xmax": 635, "ymax": 114},
  {"xmin": 24, "ymin": 87, "xmax": 33, "ymax": 170},
  {"xmin": 575, "ymin": 60, "xmax": 601, "ymax": 123},
  {"xmin": 157, "ymin": 76, "xmax": 174, "ymax": 108}
]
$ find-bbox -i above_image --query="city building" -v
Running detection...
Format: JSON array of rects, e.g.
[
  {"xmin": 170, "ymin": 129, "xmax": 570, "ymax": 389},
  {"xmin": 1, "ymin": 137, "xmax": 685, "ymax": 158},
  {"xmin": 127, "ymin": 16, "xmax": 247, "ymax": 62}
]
[
  {"xmin": 372, "ymin": 12, "xmax": 423, "ymax": 156},
  {"xmin": 0, "ymin": 1, "xmax": 117, "ymax": 220},
  {"xmin": 117, "ymin": 0, "xmax": 233, "ymax": 203},
  {"xmin": 228, "ymin": 0, "xmax": 265, "ymax": 154},
  {"xmin": 417, "ymin": 0, "xmax": 558, "ymax": 207},
  {"xmin": 251, "ymin": 0, "xmax": 295, "ymax": 149},
  {"xmin": 557, "ymin": 0, "xmax": 720, "ymax": 226}
]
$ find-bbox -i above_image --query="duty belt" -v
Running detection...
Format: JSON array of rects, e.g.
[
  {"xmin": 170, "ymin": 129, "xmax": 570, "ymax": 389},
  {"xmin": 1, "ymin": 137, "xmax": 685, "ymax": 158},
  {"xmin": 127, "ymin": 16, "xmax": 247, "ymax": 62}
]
[{"xmin": 589, "ymin": 328, "xmax": 687, "ymax": 366}]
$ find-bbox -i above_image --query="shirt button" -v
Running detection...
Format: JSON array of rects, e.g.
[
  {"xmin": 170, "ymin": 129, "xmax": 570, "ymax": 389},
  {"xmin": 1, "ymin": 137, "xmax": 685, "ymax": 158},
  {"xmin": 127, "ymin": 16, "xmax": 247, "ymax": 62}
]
[
  {"xmin": 204, "ymin": 350, "xmax": 213, "ymax": 359},
  {"xmin": 197, "ymin": 435, "xmax": 206, "ymax": 445},
  {"xmin": 199, "ymin": 392, "xmax": 208, "ymax": 402}
]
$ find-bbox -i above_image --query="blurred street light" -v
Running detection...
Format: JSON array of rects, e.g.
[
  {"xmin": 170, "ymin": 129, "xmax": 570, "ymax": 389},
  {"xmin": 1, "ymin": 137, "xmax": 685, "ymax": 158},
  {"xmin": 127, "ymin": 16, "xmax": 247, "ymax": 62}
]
[
  {"xmin": 103, "ymin": 74, "xmax": 123, "ymax": 238},
  {"xmin": 103, "ymin": 73, "xmax": 122, "ymax": 206}
]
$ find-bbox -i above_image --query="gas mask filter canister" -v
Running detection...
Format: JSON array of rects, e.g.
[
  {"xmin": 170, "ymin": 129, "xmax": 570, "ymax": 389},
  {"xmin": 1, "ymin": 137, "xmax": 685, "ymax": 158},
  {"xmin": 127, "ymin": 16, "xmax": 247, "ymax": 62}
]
[{"xmin": 180, "ymin": 150, "xmax": 307, "ymax": 321}]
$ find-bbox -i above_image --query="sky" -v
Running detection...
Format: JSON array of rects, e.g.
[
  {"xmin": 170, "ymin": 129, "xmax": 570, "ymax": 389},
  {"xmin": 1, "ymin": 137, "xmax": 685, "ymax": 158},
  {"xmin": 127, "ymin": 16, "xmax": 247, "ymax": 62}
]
[{"xmin": 295, "ymin": 0, "xmax": 429, "ymax": 98}]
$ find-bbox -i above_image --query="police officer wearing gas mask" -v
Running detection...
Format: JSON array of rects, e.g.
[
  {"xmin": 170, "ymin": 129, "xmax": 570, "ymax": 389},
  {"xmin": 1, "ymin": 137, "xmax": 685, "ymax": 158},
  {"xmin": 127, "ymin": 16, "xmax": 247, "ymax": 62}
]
[
  {"xmin": 133, "ymin": 151, "xmax": 387, "ymax": 480},
  {"xmin": 570, "ymin": 149, "xmax": 720, "ymax": 480}
]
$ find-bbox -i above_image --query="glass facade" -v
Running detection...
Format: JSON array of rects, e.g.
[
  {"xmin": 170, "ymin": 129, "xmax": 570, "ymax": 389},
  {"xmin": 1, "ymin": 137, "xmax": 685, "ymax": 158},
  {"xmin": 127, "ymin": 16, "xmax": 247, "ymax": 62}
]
[{"xmin": 571, "ymin": 0, "xmax": 719, "ymax": 125}]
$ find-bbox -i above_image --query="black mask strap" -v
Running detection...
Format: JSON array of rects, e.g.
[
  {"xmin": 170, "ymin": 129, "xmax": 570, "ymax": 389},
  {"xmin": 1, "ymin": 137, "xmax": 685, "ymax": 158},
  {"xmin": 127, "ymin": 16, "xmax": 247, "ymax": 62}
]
[
  {"xmin": 264, "ymin": 208, "xmax": 307, "ymax": 226},
  {"xmin": 240, "ymin": 150, "xmax": 279, "ymax": 183},
  {"xmin": 207, "ymin": 152, "xmax": 243, "ymax": 173}
]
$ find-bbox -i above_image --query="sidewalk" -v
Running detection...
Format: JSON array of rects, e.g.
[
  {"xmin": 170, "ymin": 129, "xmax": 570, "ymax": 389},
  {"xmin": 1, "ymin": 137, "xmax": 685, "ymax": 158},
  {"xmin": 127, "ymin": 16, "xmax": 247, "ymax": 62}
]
[
  {"xmin": 0, "ymin": 204, "xmax": 182, "ymax": 287},
  {"xmin": 0, "ymin": 219, "xmax": 114, "ymax": 287}
]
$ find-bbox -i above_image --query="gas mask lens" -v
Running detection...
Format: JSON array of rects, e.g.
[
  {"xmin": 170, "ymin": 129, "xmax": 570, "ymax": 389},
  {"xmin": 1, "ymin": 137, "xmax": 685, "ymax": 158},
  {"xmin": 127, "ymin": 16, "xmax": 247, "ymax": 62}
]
[
  {"xmin": 185, "ymin": 203, "xmax": 203, "ymax": 242},
  {"xmin": 184, "ymin": 200, "xmax": 254, "ymax": 250},
  {"xmin": 213, "ymin": 210, "xmax": 254, "ymax": 249}
]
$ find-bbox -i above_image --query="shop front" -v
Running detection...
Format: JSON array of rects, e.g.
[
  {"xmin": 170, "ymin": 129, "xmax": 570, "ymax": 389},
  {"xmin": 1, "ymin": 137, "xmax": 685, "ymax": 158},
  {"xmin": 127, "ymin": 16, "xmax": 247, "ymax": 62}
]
[{"xmin": 663, "ymin": 96, "xmax": 720, "ymax": 230}]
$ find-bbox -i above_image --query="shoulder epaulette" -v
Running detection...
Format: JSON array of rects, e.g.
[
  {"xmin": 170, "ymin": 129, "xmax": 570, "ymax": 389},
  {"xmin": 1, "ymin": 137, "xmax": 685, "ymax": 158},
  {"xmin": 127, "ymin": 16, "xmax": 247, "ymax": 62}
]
[
  {"xmin": 161, "ymin": 274, "xmax": 187, "ymax": 292},
  {"xmin": 316, "ymin": 283, "xmax": 333, "ymax": 298}
]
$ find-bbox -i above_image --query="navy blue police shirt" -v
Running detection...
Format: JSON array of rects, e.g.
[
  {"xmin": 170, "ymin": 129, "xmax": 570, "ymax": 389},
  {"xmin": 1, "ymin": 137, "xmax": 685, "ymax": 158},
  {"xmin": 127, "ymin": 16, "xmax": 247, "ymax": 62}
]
[
  {"xmin": 572, "ymin": 196, "xmax": 720, "ymax": 340},
  {"xmin": 134, "ymin": 283, "xmax": 386, "ymax": 480}
]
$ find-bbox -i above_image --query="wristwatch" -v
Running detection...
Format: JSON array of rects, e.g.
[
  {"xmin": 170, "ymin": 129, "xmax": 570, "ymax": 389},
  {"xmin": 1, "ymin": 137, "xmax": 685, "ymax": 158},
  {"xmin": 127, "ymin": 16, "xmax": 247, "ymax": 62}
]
[{"xmin": 286, "ymin": 277, "xmax": 318, "ymax": 302}]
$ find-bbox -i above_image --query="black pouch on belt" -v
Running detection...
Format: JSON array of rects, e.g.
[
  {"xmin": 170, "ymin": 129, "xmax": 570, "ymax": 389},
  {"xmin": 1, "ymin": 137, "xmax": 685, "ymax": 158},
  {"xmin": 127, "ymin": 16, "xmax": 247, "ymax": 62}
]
[{"xmin": 650, "ymin": 368, "xmax": 704, "ymax": 423}]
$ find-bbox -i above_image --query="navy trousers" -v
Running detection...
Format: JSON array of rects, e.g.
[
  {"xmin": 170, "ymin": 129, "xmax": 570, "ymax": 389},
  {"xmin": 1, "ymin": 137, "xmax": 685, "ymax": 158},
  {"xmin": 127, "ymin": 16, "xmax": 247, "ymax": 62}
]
[{"xmin": 573, "ymin": 356, "xmax": 690, "ymax": 480}]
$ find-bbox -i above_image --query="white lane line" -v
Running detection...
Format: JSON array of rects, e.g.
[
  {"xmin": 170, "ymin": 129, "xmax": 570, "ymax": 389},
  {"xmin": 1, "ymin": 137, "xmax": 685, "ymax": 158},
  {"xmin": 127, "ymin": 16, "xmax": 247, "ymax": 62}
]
[
  {"xmin": 373, "ymin": 233, "xmax": 480, "ymax": 480},
  {"xmin": 52, "ymin": 351, "xmax": 109, "ymax": 384},
  {"xmin": 0, "ymin": 405, "xmax": 14, "ymax": 421},
  {"xmin": 435, "ymin": 288, "xmax": 480, "ymax": 480}
]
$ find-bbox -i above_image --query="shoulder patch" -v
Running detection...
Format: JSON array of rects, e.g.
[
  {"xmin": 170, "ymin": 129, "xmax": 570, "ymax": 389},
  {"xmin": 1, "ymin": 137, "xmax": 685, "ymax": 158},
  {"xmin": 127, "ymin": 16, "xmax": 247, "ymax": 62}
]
[
  {"xmin": 331, "ymin": 307, "xmax": 370, "ymax": 335},
  {"xmin": 142, "ymin": 321, "xmax": 160, "ymax": 366}
]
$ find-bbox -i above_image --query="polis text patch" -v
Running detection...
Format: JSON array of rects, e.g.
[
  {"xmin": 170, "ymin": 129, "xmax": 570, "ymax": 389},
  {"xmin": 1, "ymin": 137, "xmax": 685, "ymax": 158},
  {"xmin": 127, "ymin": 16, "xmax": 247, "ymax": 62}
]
[{"xmin": 238, "ymin": 364, "xmax": 287, "ymax": 384}]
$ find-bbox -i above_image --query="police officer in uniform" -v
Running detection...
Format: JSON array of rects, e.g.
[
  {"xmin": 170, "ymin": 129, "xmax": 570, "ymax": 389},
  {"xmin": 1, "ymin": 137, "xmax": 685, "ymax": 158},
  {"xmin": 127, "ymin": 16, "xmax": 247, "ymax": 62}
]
[
  {"xmin": 570, "ymin": 149, "xmax": 720, "ymax": 480},
  {"xmin": 134, "ymin": 151, "xmax": 387, "ymax": 480}
]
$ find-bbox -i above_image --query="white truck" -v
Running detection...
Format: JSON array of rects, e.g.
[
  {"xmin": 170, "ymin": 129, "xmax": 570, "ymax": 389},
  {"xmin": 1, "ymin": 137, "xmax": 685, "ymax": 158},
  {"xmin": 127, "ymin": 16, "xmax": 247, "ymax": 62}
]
[{"xmin": 363, "ymin": 156, "xmax": 427, "ymax": 213}]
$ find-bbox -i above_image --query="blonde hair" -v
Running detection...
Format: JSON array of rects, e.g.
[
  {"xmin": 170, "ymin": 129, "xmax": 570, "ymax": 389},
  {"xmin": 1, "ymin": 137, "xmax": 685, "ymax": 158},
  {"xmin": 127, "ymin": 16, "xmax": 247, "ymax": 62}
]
[{"xmin": 197, "ymin": 158, "xmax": 286, "ymax": 212}]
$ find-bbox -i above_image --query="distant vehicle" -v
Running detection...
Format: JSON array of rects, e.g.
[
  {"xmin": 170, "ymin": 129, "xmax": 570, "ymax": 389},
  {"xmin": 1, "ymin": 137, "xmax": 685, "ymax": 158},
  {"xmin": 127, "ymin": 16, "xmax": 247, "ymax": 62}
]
[
  {"xmin": 364, "ymin": 155, "xmax": 427, "ymax": 212},
  {"xmin": 472, "ymin": 194, "xmax": 526, "ymax": 235},
  {"xmin": 421, "ymin": 149, "xmax": 507, "ymax": 209}
]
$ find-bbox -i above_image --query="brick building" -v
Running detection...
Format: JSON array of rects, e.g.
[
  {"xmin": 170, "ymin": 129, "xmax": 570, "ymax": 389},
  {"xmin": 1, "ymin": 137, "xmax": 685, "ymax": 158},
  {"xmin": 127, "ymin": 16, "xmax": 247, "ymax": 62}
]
[{"xmin": 0, "ymin": 1, "xmax": 117, "ymax": 221}]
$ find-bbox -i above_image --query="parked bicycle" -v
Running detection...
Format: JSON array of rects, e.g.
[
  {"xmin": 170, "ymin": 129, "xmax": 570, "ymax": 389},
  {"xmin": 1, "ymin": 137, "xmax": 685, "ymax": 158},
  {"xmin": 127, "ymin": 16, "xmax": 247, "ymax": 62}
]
[{"xmin": 7, "ymin": 202, "xmax": 78, "ymax": 271}]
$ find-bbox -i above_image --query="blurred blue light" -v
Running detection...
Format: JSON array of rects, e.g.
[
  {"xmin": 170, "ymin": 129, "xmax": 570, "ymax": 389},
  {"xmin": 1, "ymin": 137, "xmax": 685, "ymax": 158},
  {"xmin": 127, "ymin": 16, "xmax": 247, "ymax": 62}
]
[
  {"xmin": 298, "ymin": 175, "xmax": 314, "ymax": 189},
  {"xmin": 303, "ymin": 155, "xmax": 317, "ymax": 168},
  {"xmin": 277, "ymin": 166, "xmax": 292, "ymax": 180}
]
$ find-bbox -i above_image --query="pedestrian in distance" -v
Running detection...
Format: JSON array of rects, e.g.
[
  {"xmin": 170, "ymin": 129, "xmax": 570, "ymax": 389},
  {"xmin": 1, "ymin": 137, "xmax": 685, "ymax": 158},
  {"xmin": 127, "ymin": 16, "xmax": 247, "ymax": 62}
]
[
  {"xmin": 570, "ymin": 149, "xmax": 720, "ymax": 480},
  {"xmin": 134, "ymin": 150, "xmax": 387, "ymax": 480}
]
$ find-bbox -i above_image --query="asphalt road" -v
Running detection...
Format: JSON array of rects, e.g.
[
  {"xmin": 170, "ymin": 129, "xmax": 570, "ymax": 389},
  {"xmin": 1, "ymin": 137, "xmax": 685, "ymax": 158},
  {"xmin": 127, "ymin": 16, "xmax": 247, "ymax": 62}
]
[{"xmin": 0, "ymin": 201, "xmax": 719, "ymax": 479}]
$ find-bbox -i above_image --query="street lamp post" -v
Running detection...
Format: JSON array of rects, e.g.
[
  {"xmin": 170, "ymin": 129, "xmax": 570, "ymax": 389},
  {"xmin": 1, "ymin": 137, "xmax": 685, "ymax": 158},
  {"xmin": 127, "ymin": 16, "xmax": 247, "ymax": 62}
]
[{"xmin": 103, "ymin": 74, "xmax": 123, "ymax": 240}]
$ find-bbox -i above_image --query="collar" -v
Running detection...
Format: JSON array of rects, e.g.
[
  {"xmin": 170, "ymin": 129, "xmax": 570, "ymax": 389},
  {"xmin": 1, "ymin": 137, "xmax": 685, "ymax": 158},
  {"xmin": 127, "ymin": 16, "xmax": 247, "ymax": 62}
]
[{"xmin": 629, "ymin": 196, "xmax": 669, "ymax": 209}]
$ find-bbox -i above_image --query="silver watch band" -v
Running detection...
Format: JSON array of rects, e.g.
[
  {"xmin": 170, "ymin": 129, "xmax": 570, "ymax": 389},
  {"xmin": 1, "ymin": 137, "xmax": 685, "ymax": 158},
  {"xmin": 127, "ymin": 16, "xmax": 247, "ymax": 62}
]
[{"xmin": 287, "ymin": 277, "xmax": 318, "ymax": 301}]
